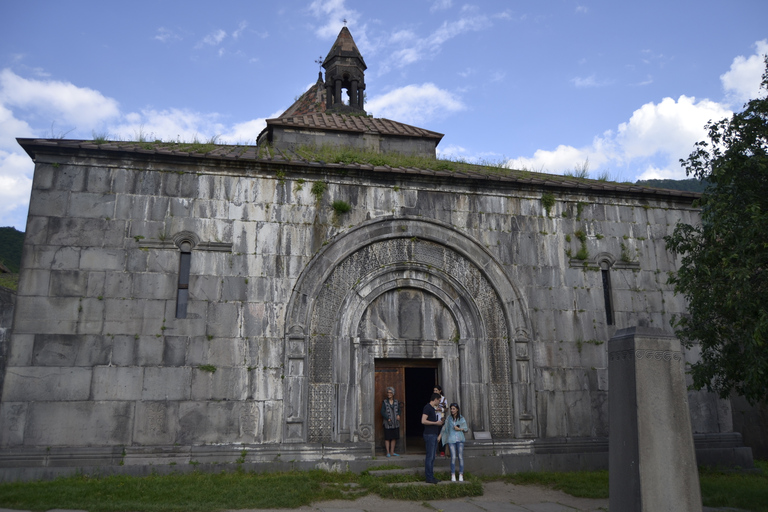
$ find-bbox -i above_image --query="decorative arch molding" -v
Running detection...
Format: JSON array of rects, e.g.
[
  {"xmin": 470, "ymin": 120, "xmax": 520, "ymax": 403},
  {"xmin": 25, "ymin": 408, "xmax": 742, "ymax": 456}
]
[{"xmin": 282, "ymin": 216, "xmax": 536, "ymax": 444}]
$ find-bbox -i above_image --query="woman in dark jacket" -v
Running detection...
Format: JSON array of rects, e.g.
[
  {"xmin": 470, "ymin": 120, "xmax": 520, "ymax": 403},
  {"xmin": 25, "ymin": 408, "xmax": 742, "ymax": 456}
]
[{"xmin": 381, "ymin": 387, "xmax": 401, "ymax": 457}]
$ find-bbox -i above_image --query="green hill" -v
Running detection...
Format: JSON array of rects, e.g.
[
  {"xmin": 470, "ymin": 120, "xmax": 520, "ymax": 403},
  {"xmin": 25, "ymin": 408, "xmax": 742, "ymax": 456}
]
[
  {"xmin": 0, "ymin": 226, "xmax": 25, "ymax": 273},
  {"xmin": 635, "ymin": 178, "xmax": 708, "ymax": 193}
]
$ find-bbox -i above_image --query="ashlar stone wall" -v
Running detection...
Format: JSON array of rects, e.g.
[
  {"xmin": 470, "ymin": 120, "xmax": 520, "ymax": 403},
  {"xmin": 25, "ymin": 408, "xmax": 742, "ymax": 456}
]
[{"xmin": 0, "ymin": 144, "xmax": 729, "ymax": 451}]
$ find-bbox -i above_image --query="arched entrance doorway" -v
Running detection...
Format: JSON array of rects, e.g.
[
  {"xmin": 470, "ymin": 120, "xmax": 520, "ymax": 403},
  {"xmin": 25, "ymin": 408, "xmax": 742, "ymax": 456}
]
[
  {"xmin": 374, "ymin": 358, "xmax": 439, "ymax": 454},
  {"xmin": 282, "ymin": 217, "xmax": 536, "ymax": 446}
]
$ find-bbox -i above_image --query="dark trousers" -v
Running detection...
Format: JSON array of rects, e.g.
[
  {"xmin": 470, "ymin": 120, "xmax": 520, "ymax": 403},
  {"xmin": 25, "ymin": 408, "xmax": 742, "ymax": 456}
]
[{"xmin": 424, "ymin": 434, "xmax": 438, "ymax": 481}]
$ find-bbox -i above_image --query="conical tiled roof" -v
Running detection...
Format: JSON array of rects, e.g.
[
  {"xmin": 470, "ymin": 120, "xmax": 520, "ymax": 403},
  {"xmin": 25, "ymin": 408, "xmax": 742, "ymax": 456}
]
[
  {"xmin": 279, "ymin": 73, "xmax": 327, "ymax": 117},
  {"xmin": 322, "ymin": 26, "xmax": 366, "ymax": 70}
]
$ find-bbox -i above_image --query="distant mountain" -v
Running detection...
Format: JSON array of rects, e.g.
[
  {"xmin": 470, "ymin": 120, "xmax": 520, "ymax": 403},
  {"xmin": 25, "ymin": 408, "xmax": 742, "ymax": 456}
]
[
  {"xmin": 0, "ymin": 226, "xmax": 25, "ymax": 273},
  {"xmin": 635, "ymin": 178, "xmax": 708, "ymax": 193}
]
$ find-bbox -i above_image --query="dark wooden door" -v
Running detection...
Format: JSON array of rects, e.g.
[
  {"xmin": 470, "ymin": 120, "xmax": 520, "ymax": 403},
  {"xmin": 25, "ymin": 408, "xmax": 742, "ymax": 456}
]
[{"xmin": 374, "ymin": 366, "xmax": 405, "ymax": 453}]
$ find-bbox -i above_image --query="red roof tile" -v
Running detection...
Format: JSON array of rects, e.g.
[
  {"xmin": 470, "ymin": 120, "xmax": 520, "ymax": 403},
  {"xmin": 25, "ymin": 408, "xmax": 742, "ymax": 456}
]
[{"xmin": 267, "ymin": 113, "xmax": 444, "ymax": 140}]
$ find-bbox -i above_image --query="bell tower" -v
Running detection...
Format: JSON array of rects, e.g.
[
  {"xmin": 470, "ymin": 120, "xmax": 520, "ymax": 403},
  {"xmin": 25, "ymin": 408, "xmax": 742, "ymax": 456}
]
[{"xmin": 322, "ymin": 27, "xmax": 367, "ymax": 114}]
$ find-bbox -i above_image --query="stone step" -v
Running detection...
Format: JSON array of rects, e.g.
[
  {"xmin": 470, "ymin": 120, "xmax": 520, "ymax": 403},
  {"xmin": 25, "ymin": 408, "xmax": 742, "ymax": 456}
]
[
  {"xmin": 368, "ymin": 467, "xmax": 422, "ymax": 477},
  {"xmin": 388, "ymin": 480, "xmax": 470, "ymax": 486}
]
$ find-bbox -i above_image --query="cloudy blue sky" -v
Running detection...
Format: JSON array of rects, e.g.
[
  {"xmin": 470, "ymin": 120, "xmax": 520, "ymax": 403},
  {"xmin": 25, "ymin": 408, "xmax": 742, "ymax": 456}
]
[{"xmin": 1, "ymin": 0, "xmax": 767, "ymax": 231}]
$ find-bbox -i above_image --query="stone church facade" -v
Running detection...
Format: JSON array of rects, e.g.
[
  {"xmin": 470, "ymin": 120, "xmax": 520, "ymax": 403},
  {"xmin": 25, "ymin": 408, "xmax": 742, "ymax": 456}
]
[{"xmin": 0, "ymin": 29, "xmax": 752, "ymax": 479}]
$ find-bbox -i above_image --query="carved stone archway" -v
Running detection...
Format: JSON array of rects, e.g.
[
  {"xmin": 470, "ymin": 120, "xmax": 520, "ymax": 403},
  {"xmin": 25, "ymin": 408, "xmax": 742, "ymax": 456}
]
[{"xmin": 283, "ymin": 217, "xmax": 536, "ymax": 443}]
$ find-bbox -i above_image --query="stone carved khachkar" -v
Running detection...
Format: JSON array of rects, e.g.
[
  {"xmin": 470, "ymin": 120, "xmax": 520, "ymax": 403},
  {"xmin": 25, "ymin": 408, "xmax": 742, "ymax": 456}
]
[{"xmin": 609, "ymin": 327, "xmax": 703, "ymax": 512}]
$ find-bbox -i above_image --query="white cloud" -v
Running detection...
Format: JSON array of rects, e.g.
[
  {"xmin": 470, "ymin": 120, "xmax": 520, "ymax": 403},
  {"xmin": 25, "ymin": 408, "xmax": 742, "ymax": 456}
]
[
  {"xmin": 379, "ymin": 14, "xmax": 496, "ymax": 74},
  {"xmin": 108, "ymin": 108, "xmax": 227, "ymax": 142},
  {"xmin": 616, "ymin": 95, "xmax": 730, "ymax": 162},
  {"xmin": 427, "ymin": 17, "xmax": 490, "ymax": 48},
  {"xmin": 232, "ymin": 21, "xmax": 248, "ymax": 39},
  {"xmin": 0, "ymin": 69, "xmax": 120, "ymax": 129},
  {"xmin": 389, "ymin": 30, "xmax": 417, "ymax": 44},
  {"xmin": 721, "ymin": 39, "xmax": 768, "ymax": 105},
  {"xmin": 633, "ymin": 75, "xmax": 654, "ymax": 87},
  {"xmin": 219, "ymin": 119, "xmax": 268, "ymax": 144},
  {"xmin": 636, "ymin": 165, "xmax": 687, "ymax": 181},
  {"xmin": 436, "ymin": 144, "xmax": 467, "ymax": 159},
  {"xmin": 575, "ymin": 6, "xmax": 588, "ymax": 13},
  {"xmin": 570, "ymin": 75, "xmax": 613, "ymax": 88},
  {"xmin": 506, "ymin": 95, "xmax": 731, "ymax": 181},
  {"xmin": 366, "ymin": 83, "xmax": 464, "ymax": 125},
  {"xmin": 430, "ymin": 0, "xmax": 453, "ymax": 12},
  {"xmin": 0, "ymin": 150, "xmax": 34, "ymax": 228},
  {"xmin": 309, "ymin": 0, "xmax": 360, "ymax": 39},
  {"xmin": 198, "ymin": 29, "xmax": 227, "ymax": 48},
  {"xmin": 0, "ymin": 104, "xmax": 34, "ymax": 151},
  {"xmin": 506, "ymin": 144, "xmax": 603, "ymax": 174},
  {"xmin": 490, "ymin": 71, "xmax": 506, "ymax": 83},
  {"xmin": 155, "ymin": 27, "xmax": 181, "ymax": 43}
]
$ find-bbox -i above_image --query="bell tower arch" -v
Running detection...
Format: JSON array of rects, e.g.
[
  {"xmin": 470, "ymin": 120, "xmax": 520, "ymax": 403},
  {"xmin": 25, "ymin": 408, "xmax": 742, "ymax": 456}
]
[{"xmin": 323, "ymin": 27, "xmax": 367, "ymax": 113}]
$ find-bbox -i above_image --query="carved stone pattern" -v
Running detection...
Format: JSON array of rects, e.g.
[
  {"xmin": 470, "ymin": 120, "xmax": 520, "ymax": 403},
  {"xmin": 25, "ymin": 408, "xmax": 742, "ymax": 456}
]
[
  {"xmin": 308, "ymin": 238, "xmax": 513, "ymax": 441},
  {"xmin": 309, "ymin": 335, "xmax": 332, "ymax": 382},
  {"xmin": 608, "ymin": 349, "xmax": 682, "ymax": 363},
  {"xmin": 636, "ymin": 349, "xmax": 683, "ymax": 362},
  {"xmin": 358, "ymin": 423, "xmax": 373, "ymax": 441},
  {"xmin": 489, "ymin": 338, "xmax": 509, "ymax": 381},
  {"xmin": 489, "ymin": 383, "xmax": 514, "ymax": 437},
  {"xmin": 307, "ymin": 383, "xmax": 334, "ymax": 442}
]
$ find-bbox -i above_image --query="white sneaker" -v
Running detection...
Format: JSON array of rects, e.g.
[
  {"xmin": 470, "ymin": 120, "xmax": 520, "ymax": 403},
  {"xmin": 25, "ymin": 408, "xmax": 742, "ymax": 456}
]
[
  {"xmin": 459, "ymin": 474, "xmax": 464, "ymax": 482},
  {"xmin": 451, "ymin": 474, "xmax": 456, "ymax": 482}
]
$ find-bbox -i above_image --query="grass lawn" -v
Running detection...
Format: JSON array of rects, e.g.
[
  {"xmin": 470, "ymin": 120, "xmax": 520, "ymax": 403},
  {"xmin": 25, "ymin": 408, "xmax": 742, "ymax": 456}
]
[
  {"xmin": 491, "ymin": 459, "xmax": 768, "ymax": 512},
  {"xmin": 0, "ymin": 468, "xmax": 480, "ymax": 512},
  {"xmin": 0, "ymin": 462, "xmax": 764, "ymax": 511},
  {"xmin": 698, "ymin": 460, "xmax": 768, "ymax": 512}
]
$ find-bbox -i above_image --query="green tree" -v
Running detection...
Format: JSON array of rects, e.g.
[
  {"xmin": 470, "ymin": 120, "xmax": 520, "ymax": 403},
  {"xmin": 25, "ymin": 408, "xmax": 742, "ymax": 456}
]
[{"xmin": 665, "ymin": 58, "xmax": 768, "ymax": 404}]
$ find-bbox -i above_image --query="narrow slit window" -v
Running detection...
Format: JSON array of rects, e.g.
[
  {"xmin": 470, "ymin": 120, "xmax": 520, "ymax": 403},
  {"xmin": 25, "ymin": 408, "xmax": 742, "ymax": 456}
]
[
  {"xmin": 600, "ymin": 262, "xmax": 614, "ymax": 325},
  {"xmin": 176, "ymin": 242, "xmax": 192, "ymax": 319}
]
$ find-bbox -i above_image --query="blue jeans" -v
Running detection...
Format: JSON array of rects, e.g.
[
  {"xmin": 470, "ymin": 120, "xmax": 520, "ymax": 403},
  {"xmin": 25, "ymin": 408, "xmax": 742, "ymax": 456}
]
[
  {"xmin": 447, "ymin": 441, "xmax": 464, "ymax": 474},
  {"xmin": 424, "ymin": 434, "xmax": 438, "ymax": 481}
]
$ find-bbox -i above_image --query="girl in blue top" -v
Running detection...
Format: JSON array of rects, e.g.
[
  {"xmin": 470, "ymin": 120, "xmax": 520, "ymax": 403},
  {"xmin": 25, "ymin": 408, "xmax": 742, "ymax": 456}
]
[{"xmin": 440, "ymin": 402, "xmax": 468, "ymax": 482}]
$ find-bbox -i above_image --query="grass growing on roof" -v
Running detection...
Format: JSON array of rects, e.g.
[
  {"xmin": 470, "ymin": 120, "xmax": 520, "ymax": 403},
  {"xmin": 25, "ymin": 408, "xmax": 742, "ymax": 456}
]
[
  {"xmin": 82, "ymin": 137, "xmax": 626, "ymax": 187},
  {"xmin": 291, "ymin": 144, "xmax": 512, "ymax": 176}
]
